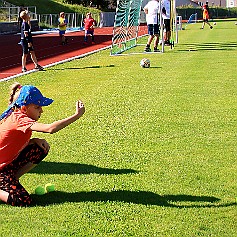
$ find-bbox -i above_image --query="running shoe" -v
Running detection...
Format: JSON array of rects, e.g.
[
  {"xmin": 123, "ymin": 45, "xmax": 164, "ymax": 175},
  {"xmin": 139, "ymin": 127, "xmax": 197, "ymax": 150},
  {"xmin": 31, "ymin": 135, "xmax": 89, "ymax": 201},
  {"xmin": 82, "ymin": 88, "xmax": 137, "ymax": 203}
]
[
  {"xmin": 22, "ymin": 67, "xmax": 27, "ymax": 72},
  {"xmin": 35, "ymin": 64, "xmax": 44, "ymax": 71}
]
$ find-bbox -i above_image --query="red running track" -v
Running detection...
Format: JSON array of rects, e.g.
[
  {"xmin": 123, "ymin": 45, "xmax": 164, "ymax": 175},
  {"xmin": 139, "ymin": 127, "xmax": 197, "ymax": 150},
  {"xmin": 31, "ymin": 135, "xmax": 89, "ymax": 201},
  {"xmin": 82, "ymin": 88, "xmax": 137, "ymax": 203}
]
[
  {"xmin": 0, "ymin": 26, "xmax": 147, "ymax": 81},
  {"xmin": 0, "ymin": 27, "xmax": 114, "ymax": 81}
]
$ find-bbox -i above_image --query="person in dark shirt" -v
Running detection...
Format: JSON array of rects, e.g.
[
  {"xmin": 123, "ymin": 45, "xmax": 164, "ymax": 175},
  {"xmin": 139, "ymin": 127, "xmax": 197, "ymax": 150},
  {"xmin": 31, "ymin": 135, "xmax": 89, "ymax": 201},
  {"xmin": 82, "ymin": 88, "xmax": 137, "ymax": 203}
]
[
  {"xmin": 18, "ymin": 5, "xmax": 25, "ymax": 32},
  {"xmin": 20, "ymin": 10, "xmax": 43, "ymax": 73}
]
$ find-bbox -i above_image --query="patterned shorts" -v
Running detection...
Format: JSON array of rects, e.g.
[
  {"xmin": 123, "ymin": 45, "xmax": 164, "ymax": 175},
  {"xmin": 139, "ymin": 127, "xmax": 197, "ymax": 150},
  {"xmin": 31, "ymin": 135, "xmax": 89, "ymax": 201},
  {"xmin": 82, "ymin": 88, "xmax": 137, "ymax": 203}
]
[{"xmin": 0, "ymin": 144, "xmax": 48, "ymax": 207}]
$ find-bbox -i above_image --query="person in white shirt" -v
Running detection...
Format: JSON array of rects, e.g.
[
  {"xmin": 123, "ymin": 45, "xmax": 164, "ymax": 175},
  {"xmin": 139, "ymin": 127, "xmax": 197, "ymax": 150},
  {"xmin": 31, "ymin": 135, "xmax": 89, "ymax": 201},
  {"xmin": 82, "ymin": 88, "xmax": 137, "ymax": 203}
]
[
  {"xmin": 161, "ymin": 0, "xmax": 171, "ymax": 45},
  {"xmin": 143, "ymin": 0, "xmax": 160, "ymax": 52}
]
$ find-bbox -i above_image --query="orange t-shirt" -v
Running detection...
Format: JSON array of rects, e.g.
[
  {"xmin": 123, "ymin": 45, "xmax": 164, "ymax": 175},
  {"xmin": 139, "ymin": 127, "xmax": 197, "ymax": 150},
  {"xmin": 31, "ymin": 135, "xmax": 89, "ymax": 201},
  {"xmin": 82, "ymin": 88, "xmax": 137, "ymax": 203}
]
[
  {"xmin": 203, "ymin": 9, "xmax": 209, "ymax": 20},
  {"xmin": 0, "ymin": 110, "xmax": 35, "ymax": 169}
]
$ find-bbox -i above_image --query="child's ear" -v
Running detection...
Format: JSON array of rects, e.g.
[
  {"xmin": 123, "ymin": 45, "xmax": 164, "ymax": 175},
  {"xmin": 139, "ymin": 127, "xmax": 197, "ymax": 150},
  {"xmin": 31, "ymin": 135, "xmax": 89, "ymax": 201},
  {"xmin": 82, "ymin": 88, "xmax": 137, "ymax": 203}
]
[{"xmin": 21, "ymin": 105, "xmax": 27, "ymax": 112}]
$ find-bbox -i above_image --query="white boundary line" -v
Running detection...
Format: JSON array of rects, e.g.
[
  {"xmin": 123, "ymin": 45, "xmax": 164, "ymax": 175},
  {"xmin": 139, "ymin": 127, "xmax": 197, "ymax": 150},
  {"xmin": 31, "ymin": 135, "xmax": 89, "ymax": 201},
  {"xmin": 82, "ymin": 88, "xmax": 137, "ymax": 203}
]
[{"xmin": 0, "ymin": 45, "xmax": 111, "ymax": 82}]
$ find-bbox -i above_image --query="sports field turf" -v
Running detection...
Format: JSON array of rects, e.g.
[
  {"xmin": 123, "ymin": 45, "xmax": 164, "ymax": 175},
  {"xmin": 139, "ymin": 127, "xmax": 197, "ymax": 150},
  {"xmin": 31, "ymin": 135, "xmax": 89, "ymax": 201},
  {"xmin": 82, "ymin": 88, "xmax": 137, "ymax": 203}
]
[{"xmin": 0, "ymin": 20, "xmax": 236, "ymax": 236}]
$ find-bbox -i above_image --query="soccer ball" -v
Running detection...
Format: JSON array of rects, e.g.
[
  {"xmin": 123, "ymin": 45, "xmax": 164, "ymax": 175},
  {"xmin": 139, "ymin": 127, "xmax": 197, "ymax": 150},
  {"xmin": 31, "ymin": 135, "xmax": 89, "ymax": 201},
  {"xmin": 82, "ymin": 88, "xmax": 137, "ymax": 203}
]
[
  {"xmin": 213, "ymin": 22, "xmax": 216, "ymax": 25},
  {"xmin": 140, "ymin": 58, "xmax": 150, "ymax": 68}
]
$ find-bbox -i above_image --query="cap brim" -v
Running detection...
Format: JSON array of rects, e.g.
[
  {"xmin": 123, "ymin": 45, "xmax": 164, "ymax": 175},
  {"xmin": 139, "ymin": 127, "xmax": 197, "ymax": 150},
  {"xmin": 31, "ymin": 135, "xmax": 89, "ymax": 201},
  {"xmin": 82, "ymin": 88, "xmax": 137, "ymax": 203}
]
[{"xmin": 35, "ymin": 97, "xmax": 54, "ymax": 106}]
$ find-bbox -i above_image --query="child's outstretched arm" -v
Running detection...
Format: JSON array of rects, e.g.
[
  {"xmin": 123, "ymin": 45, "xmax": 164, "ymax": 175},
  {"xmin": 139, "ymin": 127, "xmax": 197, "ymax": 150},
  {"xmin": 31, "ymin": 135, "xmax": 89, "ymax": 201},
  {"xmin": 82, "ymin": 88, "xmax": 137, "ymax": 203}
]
[{"xmin": 31, "ymin": 100, "xmax": 85, "ymax": 134}]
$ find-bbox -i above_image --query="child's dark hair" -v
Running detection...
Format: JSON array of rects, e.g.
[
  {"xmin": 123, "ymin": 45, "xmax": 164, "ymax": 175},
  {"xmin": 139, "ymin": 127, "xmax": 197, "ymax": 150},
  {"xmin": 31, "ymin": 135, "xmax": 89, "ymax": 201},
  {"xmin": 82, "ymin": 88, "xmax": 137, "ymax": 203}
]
[{"xmin": 9, "ymin": 82, "xmax": 22, "ymax": 105}]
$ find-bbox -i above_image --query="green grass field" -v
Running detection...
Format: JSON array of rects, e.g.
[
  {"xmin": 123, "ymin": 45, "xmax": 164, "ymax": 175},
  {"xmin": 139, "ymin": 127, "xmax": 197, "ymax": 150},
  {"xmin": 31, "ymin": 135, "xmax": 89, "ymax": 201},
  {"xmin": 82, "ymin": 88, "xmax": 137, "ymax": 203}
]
[{"xmin": 0, "ymin": 20, "xmax": 237, "ymax": 237}]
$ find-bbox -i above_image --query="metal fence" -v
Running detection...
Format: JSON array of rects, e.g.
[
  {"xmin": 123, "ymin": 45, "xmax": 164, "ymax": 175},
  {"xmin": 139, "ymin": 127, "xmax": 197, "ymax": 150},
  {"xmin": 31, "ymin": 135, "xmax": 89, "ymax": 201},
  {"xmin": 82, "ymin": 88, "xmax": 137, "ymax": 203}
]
[
  {"xmin": 0, "ymin": 6, "xmax": 37, "ymax": 22},
  {"xmin": 38, "ymin": 12, "xmax": 101, "ymax": 29},
  {"xmin": 0, "ymin": 5, "xmax": 101, "ymax": 29}
]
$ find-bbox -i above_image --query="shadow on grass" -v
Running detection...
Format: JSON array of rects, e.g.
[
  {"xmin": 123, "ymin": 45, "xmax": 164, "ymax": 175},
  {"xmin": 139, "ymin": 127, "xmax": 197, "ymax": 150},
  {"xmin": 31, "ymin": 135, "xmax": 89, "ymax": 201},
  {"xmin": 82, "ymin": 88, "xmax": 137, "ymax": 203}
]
[
  {"xmin": 46, "ymin": 64, "xmax": 115, "ymax": 70},
  {"xmin": 31, "ymin": 190, "xmax": 236, "ymax": 208},
  {"xmin": 150, "ymin": 66, "xmax": 162, "ymax": 69},
  {"xmin": 46, "ymin": 64, "xmax": 162, "ymax": 69},
  {"xmin": 30, "ymin": 161, "xmax": 138, "ymax": 175},
  {"xmin": 177, "ymin": 41, "xmax": 237, "ymax": 51}
]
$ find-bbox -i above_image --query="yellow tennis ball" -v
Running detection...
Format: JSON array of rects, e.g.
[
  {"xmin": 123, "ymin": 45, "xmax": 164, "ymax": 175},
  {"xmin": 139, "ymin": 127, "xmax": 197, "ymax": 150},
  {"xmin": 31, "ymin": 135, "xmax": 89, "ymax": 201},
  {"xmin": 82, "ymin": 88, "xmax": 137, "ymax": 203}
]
[
  {"xmin": 45, "ymin": 183, "xmax": 55, "ymax": 193},
  {"xmin": 35, "ymin": 186, "xmax": 46, "ymax": 195}
]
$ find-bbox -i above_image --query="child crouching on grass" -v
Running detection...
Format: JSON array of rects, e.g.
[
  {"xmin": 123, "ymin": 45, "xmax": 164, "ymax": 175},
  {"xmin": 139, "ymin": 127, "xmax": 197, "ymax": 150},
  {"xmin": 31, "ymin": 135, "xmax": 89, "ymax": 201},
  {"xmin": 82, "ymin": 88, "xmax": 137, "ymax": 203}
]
[{"xmin": 0, "ymin": 82, "xmax": 85, "ymax": 207}]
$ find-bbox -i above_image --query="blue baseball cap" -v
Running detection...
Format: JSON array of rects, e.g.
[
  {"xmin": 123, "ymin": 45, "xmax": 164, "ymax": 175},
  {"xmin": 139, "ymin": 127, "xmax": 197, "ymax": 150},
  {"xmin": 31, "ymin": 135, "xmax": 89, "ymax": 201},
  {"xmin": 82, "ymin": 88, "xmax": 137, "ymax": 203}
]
[
  {"xmin": 16, "ymin": 85, "xmax": 53, "ymax": 107},
  {"xmin": 0, "ymin": 85, "xmax": 53, "ymax": 120}
]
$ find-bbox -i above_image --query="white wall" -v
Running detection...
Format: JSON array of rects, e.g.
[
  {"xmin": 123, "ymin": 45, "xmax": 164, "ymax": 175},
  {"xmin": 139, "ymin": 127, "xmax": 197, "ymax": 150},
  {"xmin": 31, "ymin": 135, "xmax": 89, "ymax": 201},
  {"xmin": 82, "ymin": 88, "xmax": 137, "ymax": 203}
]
[{"xmin": 226, "ymin": 0, "xmax": 237, "ymax": 7}]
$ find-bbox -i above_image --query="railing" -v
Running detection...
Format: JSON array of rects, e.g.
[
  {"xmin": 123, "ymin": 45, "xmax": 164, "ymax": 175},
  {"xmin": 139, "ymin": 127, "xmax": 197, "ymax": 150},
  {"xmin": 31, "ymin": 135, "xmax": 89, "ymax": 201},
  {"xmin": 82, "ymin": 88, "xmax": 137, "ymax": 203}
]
[
  {"xmin": 37, "ymin": 12, "xmax": 101, "ymax": 29},
  {"xmin": 0, "ymin": 6, "xmax": 100, "ymax": 30},
  {"xmin": 0, "ymin": 6, "xmax": 37, "ymax": 22}
]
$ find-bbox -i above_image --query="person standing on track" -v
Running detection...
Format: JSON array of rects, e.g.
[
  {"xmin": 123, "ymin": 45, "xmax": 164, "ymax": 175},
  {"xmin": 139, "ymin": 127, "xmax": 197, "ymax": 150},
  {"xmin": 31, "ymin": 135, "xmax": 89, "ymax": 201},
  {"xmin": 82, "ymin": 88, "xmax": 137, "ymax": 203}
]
[
  {"xmin": 83, "ymin": 12, "xmax": 96, "ymax": 45},
  {"xmin": 143, "ymin": 0, "xmax": 160, "ymax": 52},
  {"xmin": 19, "ymin": 10, "xmax": 43, "ymax": 73},
  {"xmin": 58, "ymin": 12, "xmax": 68, "ymax": 45},
  {"xmin": 18, "ymin": 5, "xmax": 25, "ymax": 32}
]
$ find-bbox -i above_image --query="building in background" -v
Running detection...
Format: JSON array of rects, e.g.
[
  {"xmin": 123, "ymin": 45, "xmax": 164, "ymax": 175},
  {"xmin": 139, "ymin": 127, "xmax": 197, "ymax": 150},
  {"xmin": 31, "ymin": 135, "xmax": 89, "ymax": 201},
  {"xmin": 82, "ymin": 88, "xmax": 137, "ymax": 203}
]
[
  {"xmin": 178, "ymin": 0, "xmax": 199, "ymax": 7},
  {"xmin": 142, "ymin": 0, "xmax": 236, "ymax": 8},
  {"xmin": 192, "ymin": 0, "xmax": 236, "ymax": 7},
  {"xmin": 141, "ymin": 0, "xmax": 199, "ymax": 8},
  {"xmin": 226, "ymin": 0, "xmax": 237, "ymax": 7}
]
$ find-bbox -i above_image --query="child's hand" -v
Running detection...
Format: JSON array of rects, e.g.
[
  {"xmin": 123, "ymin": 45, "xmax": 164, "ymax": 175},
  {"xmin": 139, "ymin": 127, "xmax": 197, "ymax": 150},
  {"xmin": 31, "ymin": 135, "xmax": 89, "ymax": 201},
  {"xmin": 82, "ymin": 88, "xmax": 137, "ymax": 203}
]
[{"xmin": 76, "ymin": 100, "xmax": 85, "ymax": 117}]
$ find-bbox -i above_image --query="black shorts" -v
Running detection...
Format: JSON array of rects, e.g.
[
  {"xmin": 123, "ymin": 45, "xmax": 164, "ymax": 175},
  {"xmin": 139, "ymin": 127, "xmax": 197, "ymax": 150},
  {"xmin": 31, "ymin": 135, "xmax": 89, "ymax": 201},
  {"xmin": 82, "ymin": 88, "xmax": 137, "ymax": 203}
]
[
  {"xmin": 164, "ymin": 19, "xmax": 171, "ymax": 32},
  {"xmin": 85, "ymin": 30, "xmax": 94, "ymax": 36},
  {"xmin": 20, "ymin": 40, "xmax": 34, "ymax": 54},
  {"xmin": 59, "ymin": 30, "xmax": 66, "ymax": 36},
  {"xmin": 147, "ymin": 24, "xmax": 160, "ymax": 36}
]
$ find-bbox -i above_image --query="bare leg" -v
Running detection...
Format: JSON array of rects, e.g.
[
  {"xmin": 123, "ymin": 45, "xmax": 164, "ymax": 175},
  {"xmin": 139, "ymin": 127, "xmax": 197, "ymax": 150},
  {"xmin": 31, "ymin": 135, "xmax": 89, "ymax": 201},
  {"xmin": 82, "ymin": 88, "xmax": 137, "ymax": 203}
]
[
  {"xmin": 154, "ymin": 34, "xmax": 159, "ymax": 48},
  {"xmin": 147, "ymin": 35, "xmax": 154, "ymax": 46},
  {"xmin": 144, "ymin": 35, "xmax": 155, "ymax": 52},
  {"xmin": 15, "ymin": 162, "xmax": 37, "ymax": 179},
  {"xmin": 167, "ymin": 31, "xmax": 171, "ymax": 42},
  {"xmin": 84, "ymin": 33, "xmax": 88, "ymax": 42},
  {"xmin": 59, "ymin": 34, "xmax": 64, "ymax": 44},
  {"xmin": 22, "ymin": 53, "xmax": 27, "ymax": 69},
  {"xmin": 206, "ymin": 22, "xmax": 213, "ymax": 28},
  {"xmin": 201, "ymin": 21, "xmax": 205, "ymax": 29},
  {"xmin": 0, "ymin": 189, "xmax": 9, "ymax": 203},
  {"xmin": 29, "ymin": 51, "xmax": 38, "ymax": 67}
]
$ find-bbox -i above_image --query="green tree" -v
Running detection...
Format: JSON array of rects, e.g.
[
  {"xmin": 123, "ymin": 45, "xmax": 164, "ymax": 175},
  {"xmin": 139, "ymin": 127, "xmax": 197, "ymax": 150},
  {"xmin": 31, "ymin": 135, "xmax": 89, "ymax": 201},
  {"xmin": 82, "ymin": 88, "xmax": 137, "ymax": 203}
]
[{"xmin": 64, "ymin": 0, "xmax": 111, "ymax": 9}]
